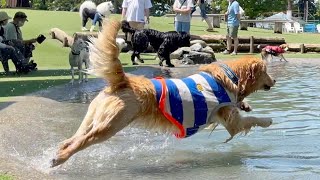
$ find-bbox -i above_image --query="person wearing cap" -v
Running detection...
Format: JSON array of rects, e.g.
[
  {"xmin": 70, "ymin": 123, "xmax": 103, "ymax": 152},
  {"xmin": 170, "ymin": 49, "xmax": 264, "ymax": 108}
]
[
  {"xmin": 4, "ymin": 11, "xmax": 38, "ymax": 71},
  {"xmin": 5, "ymin": 11, "xmax": 37, "ymax": 44},
  {"xmin": 0, "ymin": 11, "xmax": 30, "ymax": 74}
]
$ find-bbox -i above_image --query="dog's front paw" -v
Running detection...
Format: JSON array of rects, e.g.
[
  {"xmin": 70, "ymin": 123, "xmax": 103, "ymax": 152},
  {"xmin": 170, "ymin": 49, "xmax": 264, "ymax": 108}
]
[
  {"xmin": 239, "ymin": 101, "xmax": 252, "ymax": 112},
  {"xmin": 259, "ymin": 118, "xmax": 273, "ymax": 127}
]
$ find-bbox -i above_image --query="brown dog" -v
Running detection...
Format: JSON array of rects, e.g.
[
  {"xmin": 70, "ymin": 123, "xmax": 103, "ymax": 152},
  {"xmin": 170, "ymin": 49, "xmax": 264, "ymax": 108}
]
[
  {"xmin": 260, "ymin": 44, "xmax": 288, "ymax": 62},
  {"xmin": 50, "ymin": 20, "xmax": 276, "ymax": 167}
]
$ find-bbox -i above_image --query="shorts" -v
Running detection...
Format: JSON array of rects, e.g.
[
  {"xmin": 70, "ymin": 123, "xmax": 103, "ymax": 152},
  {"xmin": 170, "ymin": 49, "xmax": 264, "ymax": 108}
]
[
  {"xmin": 175, "ymin": 21, "xmax": 190, "ymax": 34},
  {"xmin": 127, "ymin": 21, "xmax": 145, "ymax": 42},
  {"xmin": 227, "ymin": 26, "xmax": 239, "ymax": 38},
  {"xmin": 199, "ymin": 3, "xmax": 207, "ymax": 19}
]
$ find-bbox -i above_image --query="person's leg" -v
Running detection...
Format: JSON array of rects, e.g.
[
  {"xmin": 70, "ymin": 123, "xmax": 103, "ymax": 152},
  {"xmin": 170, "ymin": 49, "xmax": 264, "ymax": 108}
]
[
  {"xmin": 82, "ymin": 8, "xmax": 89, "ymax": 30},
  {"xmin": 1, "ymin": 47, "xmax": 27, "ymax": 73},
  {"xmin": 181, "ymin": 22, "xmax": 191, "ymax": 34},
  {"xmin": 175, "ymin": 21, "xmax": 183, "ymax": 33},
  {"xmin": 231, "ymin": 26, "xmax": 239, "ymax": 55},
  {"xmin": 0, "ymin": 49, "xmax": 10, "ymax": 73},
  {"xmin": 90, "ymin": 13, "xmax": 102, "ymax": 32},
  {"xmin": 200, "ymin": 3, "xmax": 213, "ymax": 31},
  {"xmin": 223, "ymin": 26, "xmax": 232, "ymax": 54}
]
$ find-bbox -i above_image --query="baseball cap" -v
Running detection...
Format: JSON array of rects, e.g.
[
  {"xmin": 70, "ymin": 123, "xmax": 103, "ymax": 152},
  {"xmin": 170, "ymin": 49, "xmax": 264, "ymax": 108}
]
[
  {"xmin": 14, "ymin": 11, "xmax": 28, "ymax": 21},
  {"xmin": 0, "ymin": 12, "xmax": 11, "ymax": 22}
]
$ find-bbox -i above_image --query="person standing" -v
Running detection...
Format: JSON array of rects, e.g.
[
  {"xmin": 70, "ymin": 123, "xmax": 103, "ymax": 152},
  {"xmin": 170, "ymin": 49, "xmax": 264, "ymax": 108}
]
[
  {"xmin": 223, "ymin": 0, "xmax": 240, "ymax": 55},
  {"xmin": 173, "ymin": 0, "xmax": 194, "ymax": 34},
  {"xmin": 191, "ymin": 0, "xmax": 214, "ymax": 32},
  {"xmin": 121, "ymin": 0, "xmax": 152, "ymax": 30}
]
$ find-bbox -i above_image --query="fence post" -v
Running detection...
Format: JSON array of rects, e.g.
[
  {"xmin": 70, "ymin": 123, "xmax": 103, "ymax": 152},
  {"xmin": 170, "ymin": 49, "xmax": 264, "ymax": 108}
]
[
  {"xmin": 249, "ymin": 36, "xmax": 254, "ymax": 53},
  {"xmin": 300, "ymin": 44, "xmax": 305, "ymax": 53}
]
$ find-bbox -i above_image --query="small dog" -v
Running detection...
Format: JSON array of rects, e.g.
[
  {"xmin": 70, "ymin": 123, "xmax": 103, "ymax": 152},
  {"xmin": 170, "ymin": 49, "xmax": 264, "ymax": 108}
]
[
  {"xmin": 115, "ymin": 38, "xmax": 127, "ymax": 52},
  {"xmin": 51, "ymin": 20, "xmax": 276, "ymax": 167},
  {"xmin": 259, "ymin": 44, "xmax": 288, "ymax": 62},
  {"xmin": 121, "ymin": 20, "xmax": 190, "ymax": 67},
  {"xmin": 79, "ymin": 0, "xmax": 114, "ymax": 32},
  {"xmin": 69, "ymin": 39, "xmax": 90, "ymax": 84}
]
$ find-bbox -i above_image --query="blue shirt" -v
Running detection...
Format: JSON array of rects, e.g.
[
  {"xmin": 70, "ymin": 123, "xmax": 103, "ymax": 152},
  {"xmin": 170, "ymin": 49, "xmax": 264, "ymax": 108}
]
[
  {"xmin": 151, "ymin": 72, "xmax": 235, "ymax": 138},
  {"xmin": 227, "ymin": 0, "xmax": 240, "ymax": 26}
]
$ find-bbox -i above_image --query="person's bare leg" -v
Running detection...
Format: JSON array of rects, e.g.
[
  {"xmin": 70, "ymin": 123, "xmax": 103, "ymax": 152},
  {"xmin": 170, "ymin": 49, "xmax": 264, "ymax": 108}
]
[
  {"xmin": 233, "ymin": 37, "xmax": 239, "ymax": 54},
  {"xmin": 227, "ymin": 36, "xmax": 232, "ymax": 52}
]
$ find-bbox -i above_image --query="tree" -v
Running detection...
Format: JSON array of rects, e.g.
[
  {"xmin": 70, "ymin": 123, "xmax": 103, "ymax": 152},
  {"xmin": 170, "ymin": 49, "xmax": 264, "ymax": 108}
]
[{"xmin": 297, "ymin": 0, "xmax": 316, "ymax": 21}]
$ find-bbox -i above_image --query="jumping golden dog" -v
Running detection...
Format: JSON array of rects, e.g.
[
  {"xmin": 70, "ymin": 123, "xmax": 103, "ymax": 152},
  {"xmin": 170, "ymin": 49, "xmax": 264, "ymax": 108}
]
[{"xmin": 51, "ymin": 20, "xmax": 276, "ymax": 167}]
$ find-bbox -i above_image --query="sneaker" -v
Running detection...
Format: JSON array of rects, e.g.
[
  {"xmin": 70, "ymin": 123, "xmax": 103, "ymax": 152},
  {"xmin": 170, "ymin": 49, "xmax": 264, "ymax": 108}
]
[
  {"xmin": 81, "ymin": 27, "xmax": 88, "ymax": 31},
  {"xmin": 206, "ymin": 28, "xmax": 214, "ymax": 32},
  {"xmin": 222, "ymin": 50, "xmax": 230, "ymax": 54},
  {"xmin": 231, "ymin": 51, "xmax": 237, "ymax": 56}
]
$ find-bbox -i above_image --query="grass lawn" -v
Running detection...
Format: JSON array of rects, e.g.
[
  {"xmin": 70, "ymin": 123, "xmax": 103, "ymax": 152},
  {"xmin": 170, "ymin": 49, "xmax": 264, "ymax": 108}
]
[
  {"xmin": 0, "ymin": 9, "xmax": 319, "ymax": 102},
  {"xmin": 0, "ymin": 174, "xmax": 13, "ymax": 180}
]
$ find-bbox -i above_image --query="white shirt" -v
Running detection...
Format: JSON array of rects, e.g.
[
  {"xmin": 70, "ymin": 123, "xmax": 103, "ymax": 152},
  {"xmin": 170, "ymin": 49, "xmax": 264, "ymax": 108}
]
[
  {"xmin": 122, "ymin": 0, "xmax": 152, "ymax": 22},
  {"xmin": 173, "ymin": 0, "xmax": 194, "ymax": 22}
]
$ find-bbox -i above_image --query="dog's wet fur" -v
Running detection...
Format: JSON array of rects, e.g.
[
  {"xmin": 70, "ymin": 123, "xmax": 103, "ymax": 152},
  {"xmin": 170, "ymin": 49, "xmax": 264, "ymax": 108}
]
[{"xmin": 51, "ymin": 20, "xmax": 276, "ymax": 167}]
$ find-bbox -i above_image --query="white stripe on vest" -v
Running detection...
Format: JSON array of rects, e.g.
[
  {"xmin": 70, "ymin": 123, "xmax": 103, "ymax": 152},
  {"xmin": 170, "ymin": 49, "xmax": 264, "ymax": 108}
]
[{"xmin": 152, "ymin": 72, "xmax": 236, "ymax": 138}]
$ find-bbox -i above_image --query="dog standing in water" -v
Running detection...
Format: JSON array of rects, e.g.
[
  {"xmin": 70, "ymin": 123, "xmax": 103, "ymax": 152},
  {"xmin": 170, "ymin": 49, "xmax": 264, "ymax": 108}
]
[
  {"xmin": 259, "ymin": 44, "xmax": 288, "ymax": 62},
  {"xmin": 51, "ymin": 20, "xmax": 276, "ymax": 167}
]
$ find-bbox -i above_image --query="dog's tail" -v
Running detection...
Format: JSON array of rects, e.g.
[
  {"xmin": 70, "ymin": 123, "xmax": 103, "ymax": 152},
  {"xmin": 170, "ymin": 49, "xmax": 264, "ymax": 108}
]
[
  {"xmin": 79, "ymin": 0, "xmax": 97, "ymax": 18},
  {"xmin": 88, "ymin": 20, "xmax": 127, "ymax": 87},
  {"xmin": 121, "ymin": 20, "xmax": 136, "ymax": 34}
]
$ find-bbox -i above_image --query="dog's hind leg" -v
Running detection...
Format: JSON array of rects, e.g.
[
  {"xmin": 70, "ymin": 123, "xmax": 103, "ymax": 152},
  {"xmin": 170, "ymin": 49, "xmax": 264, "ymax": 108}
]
[
  {"xmin": 136, "ymin": 54, "xmax": 144, "ymax": 63},
  {"xmin": 51, "ymin": 92, "xmax": 140, "ymax": 167},
  {"xmin": 84, "ymin": 60, "xmax": 89, "ymax": 82},
  {"xmin": 70, "ymin": 67, "xmax": 75, "ymax": 84},
  {"xmin": 158, "ymin": 42, "xmax": 174, "ymax": 67},
  {"xmin": 131, "ymin": 52, "xmax": 139, "ymax": 65},
  {"xmin": 217, "ymin": 106, "xmax": 272, "ymax": 142},
  {"xmin": 280, "ymin": 54, "xmax": 288, "ymax": 62},
  {"xmin": 78, "ymin": 64, "xmax": 83, "ymax": 83},
  {"xmin": 58, "ymin": 92, "xmax": 103, "ymax": 151}
]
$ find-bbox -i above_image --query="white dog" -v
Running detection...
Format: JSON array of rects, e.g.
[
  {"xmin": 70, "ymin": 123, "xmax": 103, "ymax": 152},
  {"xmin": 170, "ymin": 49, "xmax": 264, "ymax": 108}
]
[
  {"xmin": 79, "ymin": 0, "xmax": 114, "ymax": 32},
  {"xmin": 69, "ymin": 39, "xmax": 90, "ymax": 84},
  {"xmin": 116, "ymin": 38, "xmax": 127, "ymax": 52}
]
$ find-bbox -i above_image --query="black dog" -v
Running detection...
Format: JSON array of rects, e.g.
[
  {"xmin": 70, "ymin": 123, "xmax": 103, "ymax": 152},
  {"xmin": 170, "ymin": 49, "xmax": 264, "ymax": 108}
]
[{"xmin": 121, "ymin": 20, "xmax": 190, "ymax": 67}]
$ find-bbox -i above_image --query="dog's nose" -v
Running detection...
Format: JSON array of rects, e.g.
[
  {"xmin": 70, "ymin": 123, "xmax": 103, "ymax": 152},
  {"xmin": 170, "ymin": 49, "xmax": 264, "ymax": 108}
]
[{"xmin": 274, "ymin": 80, "xmax": 276, "ymax": 83}]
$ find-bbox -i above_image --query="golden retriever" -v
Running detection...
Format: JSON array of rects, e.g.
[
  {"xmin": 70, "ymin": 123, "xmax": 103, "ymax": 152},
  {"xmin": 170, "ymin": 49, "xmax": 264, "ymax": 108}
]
[{"xmin": 50, "ymin": 20, "xmax": 276, "ymax": 168}]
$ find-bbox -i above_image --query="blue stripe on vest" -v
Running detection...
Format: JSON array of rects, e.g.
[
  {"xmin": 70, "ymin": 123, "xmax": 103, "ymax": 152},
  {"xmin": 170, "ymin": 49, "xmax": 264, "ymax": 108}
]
[
  {"xmin": 166, "ymin": 79, "xmax": 184, "ymax": 125},
  {"xmin": 186, "ymin": 127, "xmax": 200, "ymax": 137},
  {"xmin": 151, "ymin": 79, "xmax": 162, "ymax": 103},
  {"xmin": 199, "ymin": 72, "xmax": 231, "ymax": 103},
  {"xmin": 181, "ymin": 77, "xmax": 208, "ymax": 127}
]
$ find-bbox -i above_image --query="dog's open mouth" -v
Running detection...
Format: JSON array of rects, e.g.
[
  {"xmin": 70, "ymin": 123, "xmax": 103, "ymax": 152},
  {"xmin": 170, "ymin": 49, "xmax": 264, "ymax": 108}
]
[{"xmin": 264, "ymin": 85, "xmax": 271, "ymax": 91}]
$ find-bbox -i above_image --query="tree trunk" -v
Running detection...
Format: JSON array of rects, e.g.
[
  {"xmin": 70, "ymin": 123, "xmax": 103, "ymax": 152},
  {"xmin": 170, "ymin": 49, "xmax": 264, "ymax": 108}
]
[{"xmin": 305, "ymin": 0, "xmax": 309, "ymax": 22}]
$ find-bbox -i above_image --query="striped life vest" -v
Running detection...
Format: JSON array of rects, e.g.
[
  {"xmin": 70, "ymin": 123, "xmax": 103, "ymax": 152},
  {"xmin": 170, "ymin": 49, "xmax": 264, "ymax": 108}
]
[{"xmin": 151, "ymin": 72, "xmax": 235, "ymax": 138}]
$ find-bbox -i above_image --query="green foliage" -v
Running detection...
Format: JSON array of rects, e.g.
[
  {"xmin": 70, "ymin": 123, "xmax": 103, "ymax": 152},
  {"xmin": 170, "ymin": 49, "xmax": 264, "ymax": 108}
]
[{"xmin": 1, "ymin": 0, "xmax": 6, "ymax": 7}]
